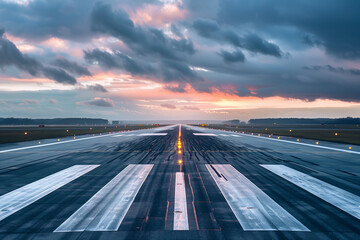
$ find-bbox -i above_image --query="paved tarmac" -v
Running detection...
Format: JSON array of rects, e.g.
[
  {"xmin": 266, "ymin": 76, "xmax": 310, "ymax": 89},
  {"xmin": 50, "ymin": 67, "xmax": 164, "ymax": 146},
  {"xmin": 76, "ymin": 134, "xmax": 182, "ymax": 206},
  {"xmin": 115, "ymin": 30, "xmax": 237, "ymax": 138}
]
[{"xmin": 0, "ymin": 125, "xmax": 359, "ymax": 239}]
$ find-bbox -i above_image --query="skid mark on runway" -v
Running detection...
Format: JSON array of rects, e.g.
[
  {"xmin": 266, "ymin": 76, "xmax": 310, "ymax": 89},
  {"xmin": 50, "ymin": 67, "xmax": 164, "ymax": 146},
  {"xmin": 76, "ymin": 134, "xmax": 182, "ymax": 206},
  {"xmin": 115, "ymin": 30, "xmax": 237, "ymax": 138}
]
[
  {"xmin": 174, "ymin": 172, "xmax": 189, "ymax": 230},
  {"xmin": 55, "ymin": 164, "xmax": 153, "ymax": 232},
  {"xmin": 261, "ymin": 164, "xmax": 360, "ymax": 220},
  {"xmin": 206, "ymin": 164, "xmax": 309, "ymax": 231},
  {"xmin": 0, "ymin": 165, "xmax": 99, "ymax": 222}
]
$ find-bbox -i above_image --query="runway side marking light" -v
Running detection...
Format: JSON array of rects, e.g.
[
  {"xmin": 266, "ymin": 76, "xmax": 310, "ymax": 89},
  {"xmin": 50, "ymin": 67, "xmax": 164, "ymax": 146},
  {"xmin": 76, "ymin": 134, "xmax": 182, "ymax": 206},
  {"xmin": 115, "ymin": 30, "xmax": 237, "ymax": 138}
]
[
  {"xmin": 24, "ymin": 132, "xmax": 28, "ymax": 135},
  {"xmin": 289, "ymin": 129, "xmax": 292, "ymax": 132},
  {"xmin": 66, "ymin": 130, "xmax": 69, "ymax": 132},
  {"xmin": 38, "ymin": 141, "xmax": 41, "ymax": 144},
  {"xmin": 335, "ymin": 133, "xmax": 338, "ymax": 136},
  {"xmin": 316, "ymin": 141, "xmax": 319, "ymax": 145},
  {"xmin": 277, "ymin": 137, "xmax": 280, "ymax": 139},
  {"xmin": 58, "ymin": 139, "xmax": 60, "ymax": 142},
  {"xmin": 349, "ymin": 146, "xmax": 352, "ymax": 150},
  {"xmin": 297, "ymin": 139, "xmax": 299, "ymax": 142}
]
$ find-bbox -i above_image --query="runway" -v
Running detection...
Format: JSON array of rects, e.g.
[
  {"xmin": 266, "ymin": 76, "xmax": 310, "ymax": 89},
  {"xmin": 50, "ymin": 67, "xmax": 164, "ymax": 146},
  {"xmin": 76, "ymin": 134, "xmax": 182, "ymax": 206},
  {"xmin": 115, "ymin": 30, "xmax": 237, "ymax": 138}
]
[{"xmin": 0, "ymin": 125, "xmax": 359, "ymax": 239}]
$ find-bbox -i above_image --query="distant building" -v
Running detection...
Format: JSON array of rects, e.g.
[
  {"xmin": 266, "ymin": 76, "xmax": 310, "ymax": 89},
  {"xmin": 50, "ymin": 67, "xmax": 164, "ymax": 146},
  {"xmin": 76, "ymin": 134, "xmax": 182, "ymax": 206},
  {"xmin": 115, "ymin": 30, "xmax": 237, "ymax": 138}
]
[{"xmin": 112, "ymin": 120, "xmax": 120, "ymax": 125}]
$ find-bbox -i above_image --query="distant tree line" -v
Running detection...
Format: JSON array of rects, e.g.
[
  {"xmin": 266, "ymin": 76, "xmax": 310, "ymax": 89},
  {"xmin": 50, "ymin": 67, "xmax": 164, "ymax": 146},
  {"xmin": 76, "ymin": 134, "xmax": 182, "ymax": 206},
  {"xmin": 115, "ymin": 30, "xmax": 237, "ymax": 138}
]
[
  {"xmin": 0, "ymin": 118, "xmax": 109, "ymax": 125},
  {"xmin": 248, "ymin": 117, "xmax": 360, "ymax": 125}
]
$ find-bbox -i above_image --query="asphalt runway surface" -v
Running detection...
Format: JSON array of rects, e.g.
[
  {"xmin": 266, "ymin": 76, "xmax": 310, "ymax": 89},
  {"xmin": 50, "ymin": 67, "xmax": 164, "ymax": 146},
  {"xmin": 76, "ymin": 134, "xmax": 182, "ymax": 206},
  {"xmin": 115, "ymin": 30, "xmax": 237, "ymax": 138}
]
[{"xmin": 0, "ymin": 125, "xmax": 359, "ymax": 240}]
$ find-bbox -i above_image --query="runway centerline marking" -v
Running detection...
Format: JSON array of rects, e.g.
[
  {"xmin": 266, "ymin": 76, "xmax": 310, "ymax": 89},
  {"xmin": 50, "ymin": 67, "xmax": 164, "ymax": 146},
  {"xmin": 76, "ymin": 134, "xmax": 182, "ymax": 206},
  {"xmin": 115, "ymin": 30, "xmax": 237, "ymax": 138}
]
[
  {"xmin": 55, "ymin": 164, "xmax": 153, "ymax": 232},
  {"xmin": 261, "ymin": 164, "xmax": 360, "ymax": 220},
  {"xmin": 206, "ymin": 164, "xmax": 309, "ymax": 231},
  {"xmin": 0, "ymin": 165, "xmax": 99, "ymax": 222},
  {"xmin": 193, "ymin": 133, "xmax": 216, "ymax": 136},
  {"xmin": 174, "ymin": 172, "xmax": 189, "ymax": 230}
]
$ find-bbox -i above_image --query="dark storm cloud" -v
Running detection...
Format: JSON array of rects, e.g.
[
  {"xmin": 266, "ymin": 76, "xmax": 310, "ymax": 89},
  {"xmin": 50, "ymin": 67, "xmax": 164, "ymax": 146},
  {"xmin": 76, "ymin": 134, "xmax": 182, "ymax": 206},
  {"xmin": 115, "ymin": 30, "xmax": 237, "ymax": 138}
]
[
  {"xmin": 84, "ymin": 48, "xmax": 202, "ymax": 83},
  {"xmin": 216, "ymin": 67, "xmax": 360, "ymax": 102},
  {"xmin": 0, "ymin": 29, "xmax": 42, "ymax": 75},
  {"xmin": 251, "ymin": 73, "xmax": 360, "ymax": 102},
  {"xmin": 192, "ymin": 19, "xmax": 283, "ymax": 58},
  {"xmin": 0, "ymin": 29, "xmax": 77, "ymax": 84},
  {"xmin": 0, "ymin": 0, "xmax": 159, "ymax": 41},
  {"xmin": 217, "ymin": 0, "xmax": 360, "ymax": 59},
  {"xmin": 84, "ymin": 48, "xmax": 156, "ymax": 75},
  {"xmin": 42, "ymin": 67, "xmax": 77, "ymax": 85},
  {"xmin": 0, "ymin": 0, "xmax": 97, "ymax": 41},
  {"xmin": 160, "ymin": 60, "xmax": 201, "ymax": 82},
  {"xmin": 85, "ymin": 84, "xmax": 108, "ymax": 92},
  {"xmin": 218, "ymin": 49, "xmax": 245, "ymax": 63},
  {"xmin": 164, "ymin": 84, "xmax": 187, "ymax": 93},
  {"xmin": 303, "ymin": 65, "xmax": 360, "ymax": 76},
  {"xmin": 52, "ymin": 58, "xmax": 92, "ymax": 76},
  {"xmin": 90, "ymin": 2, "xmax": 195, "ymax": 60},
  {"xmin": 84, "ymin": 98, "xmax": 113, "ymax": 107}
]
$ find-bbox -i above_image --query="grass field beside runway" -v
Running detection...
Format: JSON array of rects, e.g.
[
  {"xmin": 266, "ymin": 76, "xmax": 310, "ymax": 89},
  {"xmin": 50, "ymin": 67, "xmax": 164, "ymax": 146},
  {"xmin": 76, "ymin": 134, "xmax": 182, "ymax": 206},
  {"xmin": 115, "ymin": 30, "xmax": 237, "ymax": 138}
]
[
  {"xmin": 196, "ymin": 124, "xmax": 360, "ymax": 145},
  {"xmin": 0, "ymin": 125, "xmax": 163, "ymax": 144}
]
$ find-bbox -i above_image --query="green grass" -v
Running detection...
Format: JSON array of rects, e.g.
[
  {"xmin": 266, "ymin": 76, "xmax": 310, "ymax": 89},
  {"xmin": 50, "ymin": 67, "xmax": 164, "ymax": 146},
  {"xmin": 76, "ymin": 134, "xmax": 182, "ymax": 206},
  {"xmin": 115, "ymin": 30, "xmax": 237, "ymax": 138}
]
[
  {"xmin": 0, "ymin": 125, "xmax": 163, "ymax": 144},
  {"xmin": 197, "ymin": 124, "xmax": 360, "ymax": 145}
]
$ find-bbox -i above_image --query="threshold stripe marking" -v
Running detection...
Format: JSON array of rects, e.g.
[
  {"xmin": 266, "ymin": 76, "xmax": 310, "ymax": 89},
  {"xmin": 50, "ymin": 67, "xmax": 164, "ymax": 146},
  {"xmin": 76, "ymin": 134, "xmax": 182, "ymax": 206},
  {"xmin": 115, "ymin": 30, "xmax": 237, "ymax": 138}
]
[
  {"xmin": 138, "ymin": 133, "xmax": 167, "ymax": 136},
  {"xmin": 261, "ymin": 164, "xmax": 360, "ymax": 220},
  {"xmin": 55, "ymin": 164, "xmax": 153, "ymax": 232},
  {"xmin": 193, "ymin": 133, "xmax": 216, "ymax": 136},
  {"xmin": 0, "ymin": 165, "xmax": 99, "ymax": 222},
  {"xmin": 174, "ymin": 172, "xmax": 189, "ymax": 230},
  {"xmin": 206, "ymin": 164, "xmax": 309, "ymax": 231}
]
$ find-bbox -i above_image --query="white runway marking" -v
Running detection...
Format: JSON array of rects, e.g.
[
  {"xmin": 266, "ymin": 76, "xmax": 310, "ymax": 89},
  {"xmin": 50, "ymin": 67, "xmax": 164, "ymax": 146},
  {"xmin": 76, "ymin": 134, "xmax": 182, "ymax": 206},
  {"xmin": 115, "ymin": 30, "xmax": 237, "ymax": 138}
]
[
  {"xmin": 137, "ymin": 133, "xmax": 167, "ymax": 136},
  {"xmin": 111, "ymin": 134, "xmax": 124, "ymax": 137},
  {"xmin": 0, "ymin": 135, "xmax": 113, "ymax": 153},
  {"xmin": 230, "ymin": 134, "xmax": 242, "ymax": 137},
  {"xmin": 218, "ymin": 134, "xmax": 229, "ymax": 137},
  {"xmin": 206, "ymin": 164, "xmax": 309, "ymax": 231},
  {"xmin": 261, "ymin": 164, "xmax": 360, "ymax": 220},
  {"xmin": 193, "ymin": 133, "xmax": 216, "ymax": 136},
  {"xmin": 55, "ymin": 164, "xmax": 153, "ymax": 232},
  {"xmin": 174, "ymin": 172, "xmax": 189, "ymax": 230},
  {"xmin": 0, "ymin": 165, "xmax": 99, "ymax": 222},
  {"xmin": 240, "ymin": 133, "xmax": 360, "ymax": 155}
]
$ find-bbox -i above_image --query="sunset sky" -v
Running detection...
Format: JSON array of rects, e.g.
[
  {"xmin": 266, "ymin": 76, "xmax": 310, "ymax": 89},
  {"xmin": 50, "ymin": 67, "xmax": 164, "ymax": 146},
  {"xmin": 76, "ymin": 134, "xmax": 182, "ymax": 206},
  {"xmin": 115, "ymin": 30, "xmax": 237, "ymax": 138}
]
[{"xmin": 1, "ymin": 0, "xmax": 360, "ymax": 121}]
